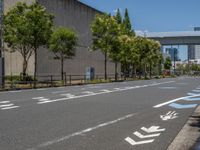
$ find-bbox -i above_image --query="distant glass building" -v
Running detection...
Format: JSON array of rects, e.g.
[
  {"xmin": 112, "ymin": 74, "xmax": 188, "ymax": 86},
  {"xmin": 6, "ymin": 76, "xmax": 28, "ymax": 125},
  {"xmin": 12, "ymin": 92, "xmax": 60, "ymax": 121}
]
[
  {"xmin": 188, "ymin": 27, "xmax": 200, "ymax": 60},
  {"xmin": 165, "ymin": 48, "xmax": 179, "ymax": 61}
]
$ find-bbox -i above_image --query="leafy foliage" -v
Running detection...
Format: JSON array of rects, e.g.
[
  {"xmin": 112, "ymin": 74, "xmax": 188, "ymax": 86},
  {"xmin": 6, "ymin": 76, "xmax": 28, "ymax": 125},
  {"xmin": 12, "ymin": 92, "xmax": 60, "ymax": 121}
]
[
  {"xmin": 164, "ymin": 56, "xmax": 172, "ymax": 70},
  {"xmin": 49, "ymin": 27, "xmax": 78, "ymax": 80}
]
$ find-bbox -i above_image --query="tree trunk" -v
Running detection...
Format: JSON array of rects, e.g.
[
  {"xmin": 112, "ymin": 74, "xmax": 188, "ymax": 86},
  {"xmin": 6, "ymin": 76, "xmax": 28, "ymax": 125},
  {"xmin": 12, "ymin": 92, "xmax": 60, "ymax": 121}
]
[
  {"xmin": 104, "ymin": 52, "xmax": 107, "ymax": 80},
  {"xmin": 132, "ymin": 63, "xmax": 136, "ymax": 79},
  {"xmin": 22, "ymin": 57, "xmax": 28, "ymax": 81},
  {"xmin": 33, "ymin": 48, "xmax": 37, "ymax": 88},
  {"xmin": 150, "ymin": 63, "xmax": 152, "ymax": 78},
  {"xmin": 144, "ymin": 64, "xmax": 147, "ymax": 79},
  {"xmin": 61, "ymin": 57, "xmax": 64, "ymax": 81},
  {"xmin": 115, "ymin": 61, "xmax": 118, "ymax": 81},
  {"xmin": 139, "ymin": 60, "xmax": 142, "ymax": 79}
]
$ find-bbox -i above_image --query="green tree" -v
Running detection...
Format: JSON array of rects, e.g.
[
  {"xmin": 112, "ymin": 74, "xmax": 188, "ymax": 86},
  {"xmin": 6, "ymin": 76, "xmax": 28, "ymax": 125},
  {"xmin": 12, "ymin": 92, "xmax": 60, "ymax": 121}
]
[
  {"xmin": 164, "ymin": 56, "xmax": 172, "ymax": 70},
  {"xmin": 49, "ymin": 27, "xmax": 78, "ymax": 81},
  {"xmin": 115, "ymin": 9, "xmax": 122, "ymax": 24},
  {"xmin": 91, "ymin": 13, "xmax": 120, "ymax": 80},
  {"xmin": 4, "ymin": 2, "xmax": 33, "ymax": 79},
  {"xmin": 123, "ymin": 8, "xmax": 135, "ymax": 36},
  {"xmin": 25, "ymin": 2, "xmax": 54, "ymax": 87}
]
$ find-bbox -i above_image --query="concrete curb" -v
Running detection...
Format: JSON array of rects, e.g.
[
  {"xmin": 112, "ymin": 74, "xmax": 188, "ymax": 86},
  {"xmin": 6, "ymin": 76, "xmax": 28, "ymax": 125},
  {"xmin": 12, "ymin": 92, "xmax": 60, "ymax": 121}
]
[{"xmin": 167, "ymin": 106, "xmax": 200, "ymax": 150}]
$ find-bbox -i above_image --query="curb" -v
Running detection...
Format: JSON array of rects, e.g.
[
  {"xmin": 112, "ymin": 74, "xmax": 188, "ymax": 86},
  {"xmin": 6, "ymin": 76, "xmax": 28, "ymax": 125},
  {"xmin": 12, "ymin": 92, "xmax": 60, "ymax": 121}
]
[{"xmin": 167, "ymin": 106, "xmax": 200, "ymax": 150}]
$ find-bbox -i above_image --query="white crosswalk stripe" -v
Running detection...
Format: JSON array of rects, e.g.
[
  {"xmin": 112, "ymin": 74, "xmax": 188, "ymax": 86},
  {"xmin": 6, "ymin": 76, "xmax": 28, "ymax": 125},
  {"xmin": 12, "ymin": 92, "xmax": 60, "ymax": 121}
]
[{"xmin": 0, "ymin": 101, "xmax": 19, "ymax": 110}]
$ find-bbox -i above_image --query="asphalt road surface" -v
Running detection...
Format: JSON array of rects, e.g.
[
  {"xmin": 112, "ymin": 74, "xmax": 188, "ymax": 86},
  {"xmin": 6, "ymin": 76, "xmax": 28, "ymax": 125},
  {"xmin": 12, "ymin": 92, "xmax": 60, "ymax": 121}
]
[{"xmin": 0, "ymin": 77, "xmax": 200, "ymax": 150}]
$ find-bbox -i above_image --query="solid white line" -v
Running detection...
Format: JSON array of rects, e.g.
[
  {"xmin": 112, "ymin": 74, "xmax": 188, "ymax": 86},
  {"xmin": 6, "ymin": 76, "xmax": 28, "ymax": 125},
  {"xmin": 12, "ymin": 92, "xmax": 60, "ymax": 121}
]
[
  {"xmin": 0, "ymin": 104, "xmax": 14, "ymax": 108},
  {"xmin": 1, "ymin": 106, "xmax": 19, "ymax": 110},
  {"xmin": 154, "ymin": 93, "xmax": 200, "ymax": 108},
  {"xmin": 38, "ymin": 81, "xmax": 175, "ymax": 105},
  {"xmin": 38, "ymin": 99, "xmax": 50, "ymax": 101},
  {"xmin": 27, "ymin": 113, "xmax": 137, "ymax": 150}
]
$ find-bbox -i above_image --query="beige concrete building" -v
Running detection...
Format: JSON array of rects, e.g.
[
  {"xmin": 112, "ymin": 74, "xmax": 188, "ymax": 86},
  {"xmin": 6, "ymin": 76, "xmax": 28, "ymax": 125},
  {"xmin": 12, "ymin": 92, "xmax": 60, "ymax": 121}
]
[{"xmin": 4, "ymin": 0, "xmax": 119, "ymax": 77}]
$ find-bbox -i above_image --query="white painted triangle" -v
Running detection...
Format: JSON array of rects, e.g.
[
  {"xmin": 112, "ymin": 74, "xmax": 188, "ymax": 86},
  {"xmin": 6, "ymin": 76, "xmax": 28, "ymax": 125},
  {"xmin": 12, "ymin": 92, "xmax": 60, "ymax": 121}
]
[
  {"xmin": 125, "ymin": 137, "xmax": 154, "ymax": 146},
  {"xmin": 134, "ymin": 131, "xmax": 160, "ymax": 138}
]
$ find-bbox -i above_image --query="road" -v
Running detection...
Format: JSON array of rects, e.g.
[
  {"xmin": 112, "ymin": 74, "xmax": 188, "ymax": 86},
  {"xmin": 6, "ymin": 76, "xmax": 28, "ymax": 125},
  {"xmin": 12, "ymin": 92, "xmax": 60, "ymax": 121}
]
[{"xmin": 0, "ymin": 77, "xmax": 200, "ymax": 150}]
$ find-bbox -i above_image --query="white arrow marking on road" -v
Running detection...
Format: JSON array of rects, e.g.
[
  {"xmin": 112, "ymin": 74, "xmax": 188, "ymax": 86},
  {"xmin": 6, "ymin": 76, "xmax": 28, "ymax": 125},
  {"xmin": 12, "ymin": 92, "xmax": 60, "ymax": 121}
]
[
  {"xmin": 133, "ymin": 131, "xmax": 160, "ymax": 138},
  {"xmin": 141, "ymin": 126, "xmax": 165, "ymax": 133},
  {"xmin": 125, "ymin": 137, "xmax": 154, "ymax": 146},
  {"xmin": 160, "ymin": 111, "xmax": 178, "ymax": 121}
]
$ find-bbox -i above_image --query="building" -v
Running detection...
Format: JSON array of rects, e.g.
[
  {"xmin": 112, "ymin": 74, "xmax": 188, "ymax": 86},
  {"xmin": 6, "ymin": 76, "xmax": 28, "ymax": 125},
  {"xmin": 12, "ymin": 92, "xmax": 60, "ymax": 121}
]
[
  {"xmin": 188, "ymin": 27, "xmax": 200, "ymax": 60},
  {"xmin": 3, "ymin": 0, "xmax": 118, "ymax": 77},
  {"xmin": 165, "ymin": 48, "xmax": 179, "ymax": 61}
]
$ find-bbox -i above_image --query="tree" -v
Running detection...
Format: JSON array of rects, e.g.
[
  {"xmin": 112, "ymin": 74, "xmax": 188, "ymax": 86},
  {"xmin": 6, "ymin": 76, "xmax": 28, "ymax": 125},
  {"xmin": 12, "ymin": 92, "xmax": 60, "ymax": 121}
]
[
  {"xmin": 49, "ymin": 27, "xmax": 78, "ymax": 81},
  {"xmin": 123, "ymin": 8, "xmax": 135, "ymax": 36},
  {"xmin": 91, "ymin": 13, "xmax": 120, "ymax": 80},
  {"xmin": 4, "ymin": 2, "xmax": 33, "ymax": 79},
  {"xmin": 115, "ymin": 9, "xmax": 122, "ymax": 24},
  {"xmin": 25, "ymin": 2, "xmax": 54, "ymax": 87},
  {"xmin": 164, "ymin": 56, "xmax": 172, "ymax": 70}
]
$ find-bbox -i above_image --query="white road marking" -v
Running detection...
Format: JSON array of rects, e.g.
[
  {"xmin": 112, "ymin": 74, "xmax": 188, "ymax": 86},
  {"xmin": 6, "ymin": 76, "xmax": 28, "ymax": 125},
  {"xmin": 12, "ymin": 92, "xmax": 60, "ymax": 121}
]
[
  {"xmin": 187, "ymin": 93, "xmax": 199, "ymax": 96},
  {"xmin": 61, "ymin": 93, "xmax": 75, "ymax": 98},
  {"xmin": 38, "ymin": 99, "xmax": 50, "ymax": 101},
  {"xmin": 141, "ymin": 126, "xmax": 165, "ymax": 133},
  {"xmin": 1, "ymin": 106, "xmax": 19, "ymax": 110},
  {"xmin": 82, "ymin": 91, "xmax": 95, "ymax": 94},
  {"xmin": 38, "ymin": 81, "xmax": 175, "ymax": 105},
  {"xmin": 154, "ymin": 93, "xmax": 200, "ymax": 108},
  {"xmin": 193, "ymin": 90, "xmax": 200, "ymax": 92},
  {"xmin": 32, "ymin": 97, "xmax": 44, "ymax": 100},
  {"xmin": 113, "ymin": 88, "xmax": 121, "ymax": 90},
  {"xmin": 0, "ymin": 104, "xmax": 14, "ymax": 108},
  {"xmin": 36, "ymin": 89, "xmax": 46, "ymax": 91},
  {"xmin": 160, "ymin": 111, "xmax": 178, "ymax": 121},
  {"xmin": 27, "ymin": 113, "xmax": 137, "ymax": 150},
  {"xmin": 99, "ymin": 89, "xmax": 112, "ymax": 92},
  {"xmin": 125, "ymin": 137, "xmax": 154, "ymax": 146},
  {"xmin": 134, "ymin": 131, "xmax": 160, "ymax": 138},
  {"xmin": 0, "ymin": 101, "xmax": 10, "ymax": 104},
  {"xmin": 9, "ymin": 91, "xmax": 21, "ymax": 93}
]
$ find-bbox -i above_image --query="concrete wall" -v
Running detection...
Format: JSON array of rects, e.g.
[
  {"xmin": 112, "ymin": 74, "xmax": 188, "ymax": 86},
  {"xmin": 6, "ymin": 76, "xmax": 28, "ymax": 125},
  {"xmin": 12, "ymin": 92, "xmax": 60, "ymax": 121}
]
[
  {"xmin": 37, "ymin": 0, "xmax": 117, "ymax": 76},
  {"xmin": 4, "ymin": 0, "xmax": 118, "ymax": 76}
]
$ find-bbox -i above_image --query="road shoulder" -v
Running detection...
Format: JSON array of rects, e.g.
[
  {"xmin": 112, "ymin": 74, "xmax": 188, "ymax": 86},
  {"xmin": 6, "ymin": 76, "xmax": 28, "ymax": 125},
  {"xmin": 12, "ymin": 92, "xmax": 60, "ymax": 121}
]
[{"xmin": 167, "ymin": 106, "xmax": 200, "ymax": 150}]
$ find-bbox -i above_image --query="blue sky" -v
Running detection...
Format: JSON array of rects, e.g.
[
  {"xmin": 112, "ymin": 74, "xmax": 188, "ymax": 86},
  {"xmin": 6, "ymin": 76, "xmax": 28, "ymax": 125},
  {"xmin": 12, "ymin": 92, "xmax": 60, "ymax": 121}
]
[
  {"xmin": 80, "ymin": 0, "xmax": 200, "ymax": 60},
  {"xmin": 80, "ymin": 0, "xmax": 200, "ymax": 32}
]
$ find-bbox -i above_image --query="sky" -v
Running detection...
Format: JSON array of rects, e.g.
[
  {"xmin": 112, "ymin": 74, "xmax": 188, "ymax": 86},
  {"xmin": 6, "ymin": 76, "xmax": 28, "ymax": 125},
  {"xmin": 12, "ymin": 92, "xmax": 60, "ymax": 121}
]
[{"xmin": 80, "ymin": 0, "xmax": 200, "ymax": 60}]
